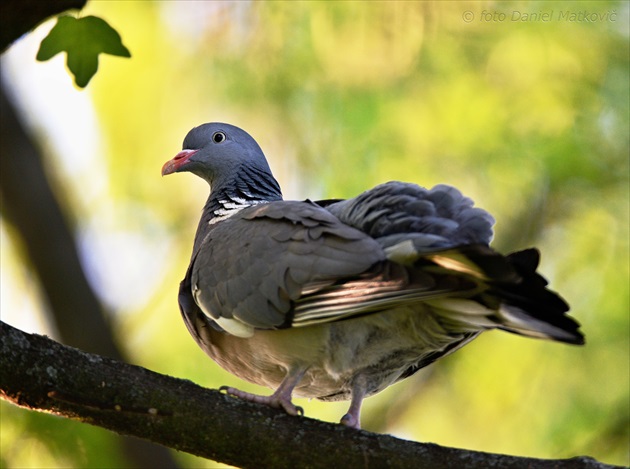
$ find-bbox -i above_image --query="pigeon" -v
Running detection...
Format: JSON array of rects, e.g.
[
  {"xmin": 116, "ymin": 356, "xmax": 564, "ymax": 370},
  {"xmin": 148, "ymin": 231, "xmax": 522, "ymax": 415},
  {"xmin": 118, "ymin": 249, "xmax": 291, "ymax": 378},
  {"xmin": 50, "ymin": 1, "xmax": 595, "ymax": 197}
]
[{"xmin": 162, "ymin": 122, "xmax": 584, "ymax": 429}]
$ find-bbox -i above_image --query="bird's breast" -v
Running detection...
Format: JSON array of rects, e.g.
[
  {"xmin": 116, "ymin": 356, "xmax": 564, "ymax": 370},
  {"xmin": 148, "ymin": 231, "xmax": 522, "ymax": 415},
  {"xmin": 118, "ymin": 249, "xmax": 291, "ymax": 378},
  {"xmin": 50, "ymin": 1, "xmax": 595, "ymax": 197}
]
[{"xmin": 202, "ymin": 305, "xmax": 474, "ymax": 401}]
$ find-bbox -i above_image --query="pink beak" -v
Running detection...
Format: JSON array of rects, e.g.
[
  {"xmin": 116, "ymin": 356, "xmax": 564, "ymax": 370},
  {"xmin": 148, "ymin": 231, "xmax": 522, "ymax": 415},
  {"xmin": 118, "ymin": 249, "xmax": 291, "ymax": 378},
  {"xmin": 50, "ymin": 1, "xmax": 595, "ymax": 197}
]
[{"xmin": 162, "ymin": 149, "xmax": 199, "ymax": 176}]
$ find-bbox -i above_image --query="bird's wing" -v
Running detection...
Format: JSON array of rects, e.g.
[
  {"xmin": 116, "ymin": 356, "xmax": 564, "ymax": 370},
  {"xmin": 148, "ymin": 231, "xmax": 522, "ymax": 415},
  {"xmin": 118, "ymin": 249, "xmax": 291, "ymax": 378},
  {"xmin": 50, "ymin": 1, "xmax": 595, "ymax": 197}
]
[
  {"xmin": 187, "ymin": 200, "xmax": 389, "ymax": 337},
  {"xmin": 290, "ymin": 242, "xmax": 583, "ymax": 344},
  {"xmin": 290, "ymin": 243, "xmax": 511, "ymax": 327},
  {"xmin": 185, "ymin": 199, "xmax": 494, "ymax": 337},
  {"xmin": 323, "ymin": 181, "xmax": 495, "ymax": 249},
  {"xmin": 183, "ymin": 196, "xmax": 582, "ymax": 345},
  {"xmin": 317, "ymin": 181, "xmax": 582, "ymax": 344}
]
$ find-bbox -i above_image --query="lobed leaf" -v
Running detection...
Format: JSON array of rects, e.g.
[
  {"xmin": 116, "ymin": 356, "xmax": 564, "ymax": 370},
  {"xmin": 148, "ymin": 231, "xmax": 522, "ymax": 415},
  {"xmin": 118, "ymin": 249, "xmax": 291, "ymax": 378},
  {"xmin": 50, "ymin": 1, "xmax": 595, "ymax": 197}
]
[{"xmin": 37, "ymin": 15, "xmax": 131, "ymax": 88}]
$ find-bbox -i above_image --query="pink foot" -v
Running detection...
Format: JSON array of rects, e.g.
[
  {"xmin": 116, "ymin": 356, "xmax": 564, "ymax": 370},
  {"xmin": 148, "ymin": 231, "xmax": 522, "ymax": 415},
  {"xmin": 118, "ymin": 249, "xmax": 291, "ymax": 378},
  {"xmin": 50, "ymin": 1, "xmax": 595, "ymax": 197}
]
[
  {"xmin": 220, "ymin": 386, "xmax": 304, "ymax": 416},
  {"xmin": 340, "ymin": 377, "xmax": 366, "ymax": 429}
]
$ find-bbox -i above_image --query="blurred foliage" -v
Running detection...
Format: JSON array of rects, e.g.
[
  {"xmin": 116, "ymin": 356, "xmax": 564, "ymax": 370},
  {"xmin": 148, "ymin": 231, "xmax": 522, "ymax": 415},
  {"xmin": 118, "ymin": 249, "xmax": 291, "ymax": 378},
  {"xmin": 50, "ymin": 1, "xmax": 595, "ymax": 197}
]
[{"xmin": 1, "ymin": 0, "xmax": 628, "ymax": 467}]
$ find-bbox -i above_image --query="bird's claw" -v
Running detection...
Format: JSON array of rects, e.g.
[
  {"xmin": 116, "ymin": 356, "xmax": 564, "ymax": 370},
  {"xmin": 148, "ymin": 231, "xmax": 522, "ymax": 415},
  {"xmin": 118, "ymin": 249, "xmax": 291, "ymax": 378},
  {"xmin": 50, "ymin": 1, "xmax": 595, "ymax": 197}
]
[
  {"xmin": 219, "ymin": 385, "xmax": 303, "ymax": 416},
  {"xmin": 340, "ymin": 412, "xmax": 361, "ymax": 429}
]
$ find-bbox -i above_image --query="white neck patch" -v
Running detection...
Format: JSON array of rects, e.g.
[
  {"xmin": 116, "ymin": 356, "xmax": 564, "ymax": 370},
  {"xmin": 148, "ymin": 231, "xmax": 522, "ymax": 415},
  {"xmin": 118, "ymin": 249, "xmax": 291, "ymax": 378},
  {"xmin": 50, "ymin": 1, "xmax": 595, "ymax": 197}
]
[{"xmin": 209, "ymin": 197, "xmax": 267, "ymax": 225}]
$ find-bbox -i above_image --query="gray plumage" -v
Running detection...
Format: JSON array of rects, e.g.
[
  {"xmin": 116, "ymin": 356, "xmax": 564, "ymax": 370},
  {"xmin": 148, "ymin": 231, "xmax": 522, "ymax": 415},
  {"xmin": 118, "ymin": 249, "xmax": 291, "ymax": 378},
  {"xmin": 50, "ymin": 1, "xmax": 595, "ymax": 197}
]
[{"xmin": 163, "ymin": 122, "xmax": 584, "ymax": 428}]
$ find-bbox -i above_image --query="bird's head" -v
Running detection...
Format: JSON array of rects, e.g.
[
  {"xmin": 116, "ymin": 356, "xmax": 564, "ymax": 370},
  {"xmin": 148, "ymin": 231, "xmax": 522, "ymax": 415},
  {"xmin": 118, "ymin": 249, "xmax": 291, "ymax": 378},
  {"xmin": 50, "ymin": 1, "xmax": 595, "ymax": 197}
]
[{"xmin": 161, "ymin": 123, "xmax": 275, "ymax": 189}]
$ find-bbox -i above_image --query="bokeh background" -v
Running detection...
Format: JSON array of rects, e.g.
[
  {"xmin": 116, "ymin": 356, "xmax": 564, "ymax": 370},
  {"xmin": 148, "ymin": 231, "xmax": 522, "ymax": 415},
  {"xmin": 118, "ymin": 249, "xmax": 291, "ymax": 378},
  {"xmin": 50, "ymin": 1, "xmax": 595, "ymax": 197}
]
[{"xmin": 1, "ymin": 1, "xmax": 628, "ymax": 467}]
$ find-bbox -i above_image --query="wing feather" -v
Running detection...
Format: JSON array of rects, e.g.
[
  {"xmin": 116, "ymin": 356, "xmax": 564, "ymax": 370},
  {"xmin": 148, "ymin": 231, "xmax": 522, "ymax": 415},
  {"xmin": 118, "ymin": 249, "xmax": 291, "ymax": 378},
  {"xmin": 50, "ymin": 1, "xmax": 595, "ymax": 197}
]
[{"xmin": 190, "ymin": 201, "xmax": 386, "ymax": 334}]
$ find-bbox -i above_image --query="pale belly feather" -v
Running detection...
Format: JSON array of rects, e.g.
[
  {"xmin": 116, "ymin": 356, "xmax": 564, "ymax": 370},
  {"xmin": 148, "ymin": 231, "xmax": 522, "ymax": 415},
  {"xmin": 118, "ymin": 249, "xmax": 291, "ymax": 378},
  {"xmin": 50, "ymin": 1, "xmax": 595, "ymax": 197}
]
[{"xmin": 205, "ymin": 305, "xmax": 476, "ymax": 401}]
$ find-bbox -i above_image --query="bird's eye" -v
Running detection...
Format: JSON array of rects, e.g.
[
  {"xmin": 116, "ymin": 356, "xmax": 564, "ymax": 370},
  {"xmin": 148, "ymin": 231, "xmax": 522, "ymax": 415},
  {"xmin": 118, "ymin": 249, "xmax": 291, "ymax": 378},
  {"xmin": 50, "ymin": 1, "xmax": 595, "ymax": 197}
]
[{"xmin": 212, "ymin": 131, "xmax": 226, "ymax": 144}]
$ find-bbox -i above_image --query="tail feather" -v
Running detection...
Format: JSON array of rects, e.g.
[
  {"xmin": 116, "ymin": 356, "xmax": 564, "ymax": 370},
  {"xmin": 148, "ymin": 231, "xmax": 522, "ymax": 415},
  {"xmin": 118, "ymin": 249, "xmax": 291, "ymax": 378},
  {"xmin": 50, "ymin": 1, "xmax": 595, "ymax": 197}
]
[
  {"xmin": 419, "ymin": 245, "xmax": 584, "ymax": 345},
  {"xmin": 496, "ymin": 304, "xmax": 584, "ymax": 344},
  {"xmin": 490, "ymin": 248, "xmax": 584, "ymax": 345}
]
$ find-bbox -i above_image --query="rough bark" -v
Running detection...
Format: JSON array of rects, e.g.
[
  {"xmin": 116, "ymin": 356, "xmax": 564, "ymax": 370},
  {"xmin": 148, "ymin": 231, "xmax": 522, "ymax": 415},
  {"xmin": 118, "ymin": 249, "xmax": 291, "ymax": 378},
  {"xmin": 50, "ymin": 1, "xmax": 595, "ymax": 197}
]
[{"xmin": 1, "ymin": 321, "xmax": 619, "ymax": 469}]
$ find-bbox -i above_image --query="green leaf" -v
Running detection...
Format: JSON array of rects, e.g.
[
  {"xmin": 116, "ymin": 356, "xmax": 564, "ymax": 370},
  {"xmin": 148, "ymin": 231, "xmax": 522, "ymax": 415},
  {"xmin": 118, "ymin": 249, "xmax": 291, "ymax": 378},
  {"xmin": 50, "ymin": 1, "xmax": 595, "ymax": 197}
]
[{"xmin": 37, "ymin": 15, "xmax": 131, "ymax": 88}]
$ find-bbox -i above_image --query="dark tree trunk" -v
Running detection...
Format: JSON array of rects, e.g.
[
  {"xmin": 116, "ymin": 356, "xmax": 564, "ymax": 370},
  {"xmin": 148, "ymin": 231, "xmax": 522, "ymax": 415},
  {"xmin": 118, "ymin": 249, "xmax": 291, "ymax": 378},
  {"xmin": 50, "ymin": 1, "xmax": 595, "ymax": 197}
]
[{"xmin": 1, "ymin": 3, "xmax": 181, "ymax": 467}]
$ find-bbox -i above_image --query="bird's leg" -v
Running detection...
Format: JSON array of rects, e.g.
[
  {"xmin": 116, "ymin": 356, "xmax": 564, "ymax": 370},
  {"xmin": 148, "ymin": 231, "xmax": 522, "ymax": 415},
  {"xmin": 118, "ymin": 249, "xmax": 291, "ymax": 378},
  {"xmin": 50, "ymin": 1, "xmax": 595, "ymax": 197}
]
[
  {"xmin": 220, "ymin": 366, "xmax": 307, "ymax": 416},
  {"xmin": 340, "ymin": 376, "xmax": 367, "ymax": 429}
]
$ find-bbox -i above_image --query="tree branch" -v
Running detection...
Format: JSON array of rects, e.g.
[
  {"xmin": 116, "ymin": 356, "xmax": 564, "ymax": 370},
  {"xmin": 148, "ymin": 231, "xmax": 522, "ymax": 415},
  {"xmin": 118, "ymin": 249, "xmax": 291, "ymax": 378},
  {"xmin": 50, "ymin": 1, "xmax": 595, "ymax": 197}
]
[
  {"xmin": 1, "ymin": 321, "xmax": 618, "ymax": 469},
  {"xmin": 0, "ymin": 0, "xmax": 87, "ymax": 52}
]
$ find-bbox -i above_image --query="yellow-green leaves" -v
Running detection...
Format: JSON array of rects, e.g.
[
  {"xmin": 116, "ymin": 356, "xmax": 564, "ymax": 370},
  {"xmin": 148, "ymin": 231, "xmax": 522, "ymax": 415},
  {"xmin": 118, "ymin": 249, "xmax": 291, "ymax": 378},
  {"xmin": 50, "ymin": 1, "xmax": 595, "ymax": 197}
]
[{"xmin": 36, "ymin": 15, "xmax": 131, "ymax": 88}]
